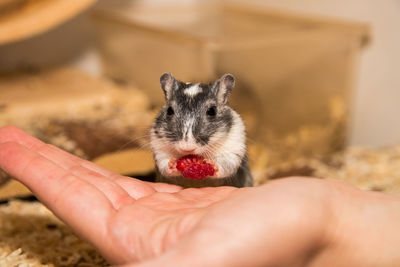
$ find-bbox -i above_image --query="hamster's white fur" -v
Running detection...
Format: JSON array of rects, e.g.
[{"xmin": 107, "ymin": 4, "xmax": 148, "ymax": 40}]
[{"xmin": 150, "ymin": 110, "xmax": 245, "ymax": 179}]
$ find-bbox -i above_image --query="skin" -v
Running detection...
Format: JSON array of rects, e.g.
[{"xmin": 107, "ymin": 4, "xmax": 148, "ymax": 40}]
[{"xmin": 0, "ymin": 126, "xmax": 400, "ymax": 266}]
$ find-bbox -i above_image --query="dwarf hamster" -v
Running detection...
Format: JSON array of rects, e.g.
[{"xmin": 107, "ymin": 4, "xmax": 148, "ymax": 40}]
[{"xmin": 150, "ymin": 73, "xmax": 253, "ymax": 188}]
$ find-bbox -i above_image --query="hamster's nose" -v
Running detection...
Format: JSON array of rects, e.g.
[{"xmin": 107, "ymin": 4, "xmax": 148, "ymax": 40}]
[{"xmin": 177, "ymin": 143, "xmax": 198, "ymax": 155}]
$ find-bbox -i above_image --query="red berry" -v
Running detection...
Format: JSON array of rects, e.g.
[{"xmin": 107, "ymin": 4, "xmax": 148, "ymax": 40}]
[
  {"xmin": 176, "ymin": 161, "xmax": 186, "ymax": 170},
  {"xmin": 176, "ymin": 155, "xmax": 215, "ymax": 180}
]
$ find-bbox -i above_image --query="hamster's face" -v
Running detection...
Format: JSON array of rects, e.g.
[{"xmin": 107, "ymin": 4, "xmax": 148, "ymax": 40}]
[
  {"xmin": 151, "ymin": 73, "xmax": 247, "ymax": 179},
  {"xmin": 152, "ymin": 81, "xmax": 234, "ymax": 157}
]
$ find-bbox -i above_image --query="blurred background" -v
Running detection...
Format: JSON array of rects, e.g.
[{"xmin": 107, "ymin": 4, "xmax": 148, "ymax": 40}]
[
  {"xmin": 1, "ymin": 0, "xmax": 400, "ymax": 185},
  {"xmin": 1, "ymin": 0, "xmax": 399, "ymax": 146},
  {"xmin": 0, "ymin": 0, "xmax": 399, "ymax": 191},
  {"xmin": 0, "ymin": 1, "xmax": 399, "ymax": 265},
  {"xmin": 242, "ymin": 0, "xmax": 400, "ymax": 148},
  {"xmin": 0, "ymin": 0, "xmax": 400, "ymax": 184}
]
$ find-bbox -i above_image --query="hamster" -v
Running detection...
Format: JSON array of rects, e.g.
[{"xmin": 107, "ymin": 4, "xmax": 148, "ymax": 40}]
[{"xmin": 150, "ymin": 73, "xmax": 253, "ymax": 188}]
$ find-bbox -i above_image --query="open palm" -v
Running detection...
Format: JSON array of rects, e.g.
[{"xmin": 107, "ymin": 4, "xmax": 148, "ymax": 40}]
[{"xmin": 0, "ymin": 126, "xmax": 332, "ymax": 267}]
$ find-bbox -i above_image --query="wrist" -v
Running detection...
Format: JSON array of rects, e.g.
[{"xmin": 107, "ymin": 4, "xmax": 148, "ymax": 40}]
[{"xmin": 314, "ymin": 179, "xmax": 400, "ymax": 266}]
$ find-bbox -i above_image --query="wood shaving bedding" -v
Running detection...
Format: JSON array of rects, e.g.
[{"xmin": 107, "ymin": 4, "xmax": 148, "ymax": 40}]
[
  {"xmin": 256, "ymin": 144, "xmax": 400, "ymax": 194},
  {"xmin": 0, "ymin": 68, "xmax": 154, "ymax": 160},
  {"xmin": 312, "ymin": 145, "xmax": 400, "ymax": 194},
  {"xmin": 1, "ymin": 143, "xmax": 400, "ymax": 266},
  {"xmin": 0, "ymin": 200, "xmax": 108, "ymax": 267}
]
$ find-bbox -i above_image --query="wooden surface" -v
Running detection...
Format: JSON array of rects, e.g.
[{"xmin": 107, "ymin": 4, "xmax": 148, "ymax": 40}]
[{"xmin": 0, "ymin": 0, "xmax": 96, "ymax": 44}]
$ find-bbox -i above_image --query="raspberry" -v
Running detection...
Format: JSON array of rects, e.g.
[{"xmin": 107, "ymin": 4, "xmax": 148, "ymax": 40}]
[{"xmin": 176, "ymin": 155, "xmax": 215, "ymax": 180}]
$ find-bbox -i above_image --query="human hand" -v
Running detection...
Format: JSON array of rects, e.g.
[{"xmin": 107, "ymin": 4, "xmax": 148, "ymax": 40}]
[{"xmin": 1, "ymin": 126, "xmax": 399, "ymax": 267}]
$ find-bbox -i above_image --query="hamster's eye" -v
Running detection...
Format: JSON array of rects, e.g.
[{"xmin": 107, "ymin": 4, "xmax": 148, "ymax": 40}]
[
  {"xmin": 167, "ymin": 107, "xmax": 174, "ymax": 116},
  {"xmin": 206, "ymin": 106, "xmax": 217, "ymax": 117}
]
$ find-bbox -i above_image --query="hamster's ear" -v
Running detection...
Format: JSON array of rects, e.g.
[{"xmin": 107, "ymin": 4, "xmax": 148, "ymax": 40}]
[
  {"xmin": 214, "ymin": 74, "xmax": 235, "ymax": 104},
  {"xmin": 160, "ymin": 72, "xmax": 176, "ymax": 101}
]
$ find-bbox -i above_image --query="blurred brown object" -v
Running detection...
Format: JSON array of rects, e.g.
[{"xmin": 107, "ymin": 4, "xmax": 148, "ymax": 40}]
[
  {"xmin": 0, "ymin": 180, "xmax": 31, "ymax": 200},
  {"xmin": 0, "ymin": 67, "xmax": 154, "ymax": 186},
  {"xmin": 0, "ymin": 0, "xmax": 96, "ymax": 44},
  {"xmin": 0, "ymin": 0, "xmax": 26, "ymax": 14},
  {"xmin": 93, "ymin": 149, "xmax": 155, "ymax": 176},
  {"xmin": 91, "ymin": 2, "xmax": 370, "ymax": 166}
]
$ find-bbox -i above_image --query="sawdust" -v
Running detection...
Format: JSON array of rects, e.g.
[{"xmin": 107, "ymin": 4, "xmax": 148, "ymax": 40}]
[
  {"xmin": 255, "ymin": 144, "xmax": 400, "ymax": 194},
  {"xmin": 0, "ymin": 200, "xmax": 108, "ymax": 267}
]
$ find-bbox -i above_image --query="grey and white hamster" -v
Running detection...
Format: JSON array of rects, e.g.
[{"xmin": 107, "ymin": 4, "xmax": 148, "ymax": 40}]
[{"xmin": 150, "ymin": 73, "xmax": 253, "ymax": 188}]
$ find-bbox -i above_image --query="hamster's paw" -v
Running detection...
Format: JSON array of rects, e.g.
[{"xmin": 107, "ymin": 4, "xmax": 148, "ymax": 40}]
[
  {"xmin": 167, "ymin": 158, "xmax": 181, "ymax": 176},
  {"xmin": 168, "ymin": 158, "xmax": 177, "ymax": 169},
  {"xmin": 204, "ymin": 159, "xmax": 219, "ymax": 177}
]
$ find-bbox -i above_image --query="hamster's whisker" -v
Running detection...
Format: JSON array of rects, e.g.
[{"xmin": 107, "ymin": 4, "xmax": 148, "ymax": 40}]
[
  {"xmin": 204, "ymin": 147, "xmax": 217, "ymax": 162},
  {"xmin": 203, "ymin": 149, "xmax": 213, "ymax": 161},
  {"xmin": 206, "ymin": 142, "xmax": 224, "ymax": 156},
  {"xmin": 117, "ymin": 134, "xmax": 152, "ymax": 151},
  {"xmin": 150, "ymin": 139, "xmax": 176, "ymax": 154},
  {"xmin": 207, "ymin": 140, "xmax": 225, "ymax": 152},
  {"xmin": 136, "ymin": 142, "xmax": 153, "ymax": 150},
  {"xmin": 208, "ymin": 142, "xmax": 221, "ymax": 151},
  {"xmin": 124, "ymin": 136, "xmax": 174, "ymax": 154},
  {"xmin": 245, "ymin": 136, "xmax": 259, "ymax": 146},
  {"xmin": 212, "ymin": 146, "xmax": 243, "ymax": 163}
]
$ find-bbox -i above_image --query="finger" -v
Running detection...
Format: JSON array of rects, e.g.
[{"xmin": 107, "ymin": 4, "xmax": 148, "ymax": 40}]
[
  {"xmin": 0, "ymin": 126, "xmax": 42, "ymax": 149},
  {"xmin": 0, "ymin": 125, "xmax": 127, "ymax": 178},
  {"xmin": 0, "ymin": 126, "xmax": 110, "ymax": 177},
  {"xmin": 32, "ymin": 143, "xmax": 155, "ymax": 202},
  {"xmin": 41, "ymin": 145, "xmax": 158, "ymax": 199},
  {"xmin": 0, "ymin": 142, "xmax": 115, "ymax": 243},
  {"xmin": 0, "ymin": 127, "xmax": 146, "ymax": 205},
  {"xmin": 143, "ymin": 181, "xmax": 182, "ymax": 193},
  {"xmin": 0, "ymin": 126, "xmax": 180, "ymax": 197},
  {"xmin": 0, "ymin": 126, "xmax": 157, "ymax": 199}
]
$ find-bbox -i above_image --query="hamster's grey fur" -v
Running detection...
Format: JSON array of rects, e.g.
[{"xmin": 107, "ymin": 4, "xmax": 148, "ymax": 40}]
[{"xmin": 150, "ymin": 73, "xmax": 253, "ymax": 188}]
